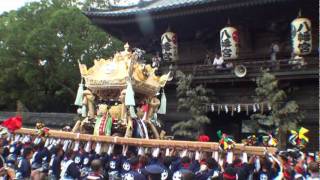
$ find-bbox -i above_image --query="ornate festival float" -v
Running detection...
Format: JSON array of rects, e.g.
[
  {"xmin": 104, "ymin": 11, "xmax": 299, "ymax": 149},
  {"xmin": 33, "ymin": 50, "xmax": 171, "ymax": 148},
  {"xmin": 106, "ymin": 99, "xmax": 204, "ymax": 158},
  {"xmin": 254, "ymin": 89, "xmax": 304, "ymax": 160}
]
[
  {"xmin": 6, "ymin": 43, "xmax": 279, "ymax": 156},
  {"xmin": 73, "ymin": 43, "xmax": 171, "ymax": 139}
]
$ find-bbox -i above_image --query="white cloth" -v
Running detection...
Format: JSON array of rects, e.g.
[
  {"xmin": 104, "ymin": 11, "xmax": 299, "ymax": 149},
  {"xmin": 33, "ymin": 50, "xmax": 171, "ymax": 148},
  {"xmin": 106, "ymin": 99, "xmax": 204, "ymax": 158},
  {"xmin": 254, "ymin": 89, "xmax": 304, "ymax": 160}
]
[
  {"xmin": 60, "ymin": 160, "xmax": 74, "ymax": 180},
  {"xmin": 213, "ymin": 57, "xmax": 224, "ymax": 66}
]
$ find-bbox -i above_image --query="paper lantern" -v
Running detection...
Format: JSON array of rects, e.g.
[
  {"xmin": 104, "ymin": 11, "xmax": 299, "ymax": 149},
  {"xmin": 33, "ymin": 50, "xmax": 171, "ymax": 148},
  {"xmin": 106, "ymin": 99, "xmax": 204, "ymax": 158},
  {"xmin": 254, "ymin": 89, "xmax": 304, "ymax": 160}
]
[
  {"xmin": 291, "ymin": 17, "xmax": 312, "ymax": 55},
  {"xmin": 161, "ymin": 31, "xmax": 178, "ymax": 61},
  {"xmin": 220, "ymin": 26, "xmax": 239, "ymax": 60}
]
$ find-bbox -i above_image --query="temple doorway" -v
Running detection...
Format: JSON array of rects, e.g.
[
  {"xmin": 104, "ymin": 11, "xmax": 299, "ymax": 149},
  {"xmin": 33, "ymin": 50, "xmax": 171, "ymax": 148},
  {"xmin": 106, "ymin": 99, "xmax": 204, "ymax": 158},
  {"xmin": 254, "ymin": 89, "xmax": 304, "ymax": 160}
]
[{"xmin": 204, "ymin": 111, "xmax": 250, "ymax": 142}]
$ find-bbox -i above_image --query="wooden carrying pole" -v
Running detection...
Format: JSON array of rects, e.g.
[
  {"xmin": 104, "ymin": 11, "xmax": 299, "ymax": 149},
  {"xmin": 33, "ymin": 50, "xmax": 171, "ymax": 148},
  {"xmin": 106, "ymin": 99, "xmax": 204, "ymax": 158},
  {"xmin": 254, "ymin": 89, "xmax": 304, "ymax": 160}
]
[{"xmin": 15, "ymin": 128, "xmax": 277, "ymax": 156}]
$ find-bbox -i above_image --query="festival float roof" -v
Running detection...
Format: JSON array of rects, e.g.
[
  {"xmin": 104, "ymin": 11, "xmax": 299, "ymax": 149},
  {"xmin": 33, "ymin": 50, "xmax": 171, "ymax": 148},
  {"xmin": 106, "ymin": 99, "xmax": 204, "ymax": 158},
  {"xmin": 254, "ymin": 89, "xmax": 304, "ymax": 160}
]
[{"xmin": 78, "ymin": 43, "xmax": 171, "ymax": 99}]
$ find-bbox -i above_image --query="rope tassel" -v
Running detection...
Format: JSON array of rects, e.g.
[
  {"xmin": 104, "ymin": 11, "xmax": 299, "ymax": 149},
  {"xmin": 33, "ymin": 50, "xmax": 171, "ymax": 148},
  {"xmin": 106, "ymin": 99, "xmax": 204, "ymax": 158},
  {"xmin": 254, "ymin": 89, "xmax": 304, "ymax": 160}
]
[
  {"xmin": 74, "ymin": 82, "xmax": 84, "ymax": 106},
  {"xmin": 129, "ymin": 106, "xmax": 137, "ymax": 119},
  {"xmin": 125, "ymin": 80, "xmax": 135, "ymax": 106},
  {"xmin": 158, "ymin": 89, "xmax": 167, "ymax": 114}
]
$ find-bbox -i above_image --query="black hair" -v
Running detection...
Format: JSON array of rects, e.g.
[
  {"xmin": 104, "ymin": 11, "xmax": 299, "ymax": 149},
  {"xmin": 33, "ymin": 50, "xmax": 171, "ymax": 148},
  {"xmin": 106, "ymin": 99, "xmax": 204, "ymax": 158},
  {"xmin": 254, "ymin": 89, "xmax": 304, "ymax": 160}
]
[
  {"xmin": 181, "ymin": 156, "xmax": 191, "ymax": 164},
  {"xmin": 52, "ymin": 144, "xmax": 63, "ymax": 155},
  {"xmin": 129, "ymin": 156, "xmax": 139, "ymax": 166},
  {"xmin": 64, "ymin": 148, "xmax": 74, "ymax": 159},
  {"xmin": 206, "ymin": 157, "xmax": 218, "ymax": 169},
  {"xmin": 22, "ymin": 147, "xmax": 33, "ymax": 158},
  {"xmin": 91, "ymin": 159, "xmax": 102, "ymax": 172},
  {"xmin": 163, "ymin": 156, "xmax": 172, "ymax": 168},
  {"xmin": 148, "ymin": 174, "xmax": 161, "ymax": 180}
]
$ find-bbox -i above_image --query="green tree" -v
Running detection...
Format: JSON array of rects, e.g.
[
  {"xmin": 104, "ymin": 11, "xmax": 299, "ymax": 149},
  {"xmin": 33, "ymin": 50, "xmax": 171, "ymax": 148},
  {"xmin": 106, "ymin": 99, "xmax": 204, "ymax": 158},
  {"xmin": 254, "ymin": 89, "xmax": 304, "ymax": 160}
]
[
  {"xmin": 0, "ymin": 0, "xmax": 123, "ymax": 112},
  {"xmin": 172, "ymin": 71, "xmax": 212, "ymax": 140},
  {"xmin": 250, "ymin": 71, "xmax": 304, "ymax": 148}
]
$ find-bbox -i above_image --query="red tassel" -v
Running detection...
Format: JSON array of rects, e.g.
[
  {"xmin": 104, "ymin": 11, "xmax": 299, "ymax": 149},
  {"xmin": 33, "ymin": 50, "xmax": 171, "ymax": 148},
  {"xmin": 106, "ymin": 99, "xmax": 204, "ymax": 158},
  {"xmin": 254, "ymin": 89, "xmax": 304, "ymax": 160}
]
[
  {"xmin": 198, "ymin": 135, "xmax": 210, "ymax": 142},
  {"xmin": 1, "ymin": 116, "xmax": 22, "ymax": 132}
]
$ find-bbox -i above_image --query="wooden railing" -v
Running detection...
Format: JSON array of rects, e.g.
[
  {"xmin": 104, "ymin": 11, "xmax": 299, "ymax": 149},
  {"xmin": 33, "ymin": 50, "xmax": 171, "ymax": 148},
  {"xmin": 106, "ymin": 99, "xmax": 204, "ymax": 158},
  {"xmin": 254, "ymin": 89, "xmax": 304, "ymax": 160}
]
[{"xmin": 178, "ymin": 58, "xmax": 319, "ymax": 76}]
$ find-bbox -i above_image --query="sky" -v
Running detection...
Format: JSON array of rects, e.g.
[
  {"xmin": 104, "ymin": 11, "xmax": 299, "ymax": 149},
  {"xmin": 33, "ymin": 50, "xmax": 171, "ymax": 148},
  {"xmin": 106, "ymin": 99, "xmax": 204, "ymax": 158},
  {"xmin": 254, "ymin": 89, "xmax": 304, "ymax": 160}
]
[
  {"xmin": 0, "ymin": 0, "xmax": 144, "ymax": 14},
  {"xmin": 0, "ymin": 0, "xmax": 40, "ymax": 14}
]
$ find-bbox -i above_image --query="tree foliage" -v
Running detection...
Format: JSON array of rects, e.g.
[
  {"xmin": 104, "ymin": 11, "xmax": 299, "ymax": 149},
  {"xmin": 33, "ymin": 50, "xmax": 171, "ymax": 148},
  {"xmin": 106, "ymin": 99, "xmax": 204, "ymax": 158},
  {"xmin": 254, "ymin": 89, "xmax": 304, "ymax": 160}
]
[
  {"xmin": 172, "ymin": 71, "xmax": 212, "ymax": 140},
  {"xmin": 0, "ymin": 0, "xmax": 123, "ymax": 112},
  {"xmin": 250, "ymin": 71, "xmax": 304, "ymax": 148}
]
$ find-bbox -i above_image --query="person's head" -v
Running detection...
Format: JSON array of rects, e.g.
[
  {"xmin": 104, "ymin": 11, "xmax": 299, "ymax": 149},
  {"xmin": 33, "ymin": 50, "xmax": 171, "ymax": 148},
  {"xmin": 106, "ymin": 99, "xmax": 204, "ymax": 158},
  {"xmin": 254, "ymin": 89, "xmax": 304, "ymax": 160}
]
[
  {"xmin": 223, "ymin": 166, "xmax": 237, "ymax": 180},
  {"xmin": 181, "ymin": 156, "xmax": 191, "ymax": 169},
  {"xmin": 259, "ymin": 156, "xmax": 271, "ymax": 170},
  {"xmin": 129, "ymin": 156, "xmax": 139, "ymax": 170},
  {"xmin": 22, "ymin": 147, "xmax": 33, "ymax": 159},
  {"xmin": 232, "ymin": 157, "xmax": 242, "ymax": 168},
  {"xmin": 53, "ymin": 144, "xmax": 64, "ymax": 156},
  {"xmin": 139, "ymin": 155, "xmax": 149, "ymax": 167},
  {"xmin": 215, "ymin": 53, "xmax": 221, "ymax": 58},
  {"xmin": 206, "ymin": 157, "xmax": 218, "ymax": 170},
  {"xmin": 144, "ymin": 164, "xmax": 164, "ymax": 180},
  {"xmin": 91, "ymin": 159, "xmax": 102, "ymax": 172},
  {"xmin": 126, "ymin": 149, "xmax": 135, "ymax": 158},
  {"xmin": 64, "ymin": 148, "xmax": 74, "ymax": 159},
  {"xmin": 34, "ymin": 140, "xmax": 45, "ymax": 151}
]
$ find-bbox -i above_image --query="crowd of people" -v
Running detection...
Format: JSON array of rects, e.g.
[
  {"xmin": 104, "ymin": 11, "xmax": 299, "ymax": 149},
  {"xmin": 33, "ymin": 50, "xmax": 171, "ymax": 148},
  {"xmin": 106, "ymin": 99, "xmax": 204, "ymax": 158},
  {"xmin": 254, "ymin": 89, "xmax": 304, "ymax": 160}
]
[{"xmin": 0, "ymin": 134, "xmax": 319, "ymax": 180}]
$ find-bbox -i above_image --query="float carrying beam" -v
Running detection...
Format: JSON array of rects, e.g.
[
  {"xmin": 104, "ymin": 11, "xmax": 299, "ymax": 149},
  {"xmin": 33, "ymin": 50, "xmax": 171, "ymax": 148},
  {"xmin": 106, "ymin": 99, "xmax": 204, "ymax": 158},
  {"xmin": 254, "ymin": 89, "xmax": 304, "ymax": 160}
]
[{"xmin": 15, "ymin": 128, "xmax": 277, "ymax": 156}]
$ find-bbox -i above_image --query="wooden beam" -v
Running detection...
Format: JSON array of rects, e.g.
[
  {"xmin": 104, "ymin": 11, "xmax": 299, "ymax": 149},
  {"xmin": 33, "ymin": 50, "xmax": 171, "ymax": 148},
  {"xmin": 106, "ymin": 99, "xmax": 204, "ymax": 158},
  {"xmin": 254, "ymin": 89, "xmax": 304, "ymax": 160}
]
[{"xmin": 15, "ymin": 128, "xmax": 277, "ymax": 156}]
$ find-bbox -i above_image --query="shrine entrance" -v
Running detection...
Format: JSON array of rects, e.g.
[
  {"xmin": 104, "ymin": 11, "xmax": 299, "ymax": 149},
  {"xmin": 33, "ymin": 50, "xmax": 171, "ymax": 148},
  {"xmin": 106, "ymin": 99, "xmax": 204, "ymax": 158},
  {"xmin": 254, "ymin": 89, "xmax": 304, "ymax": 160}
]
[{"xmin": 204, "ymin": 111, "xmax": 250, "ymax": 142}]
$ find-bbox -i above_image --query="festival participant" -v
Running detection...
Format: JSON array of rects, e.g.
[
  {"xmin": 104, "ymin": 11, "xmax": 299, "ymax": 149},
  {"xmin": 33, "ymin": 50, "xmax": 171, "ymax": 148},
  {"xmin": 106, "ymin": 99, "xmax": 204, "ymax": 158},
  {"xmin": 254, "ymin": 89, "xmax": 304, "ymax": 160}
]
[
  {"xmin": 31, "ymin": 140, "xmax": 51, "ymax": 180},
  {"xmin": 108, "ymin": 153, "xmax": 121, "ymax": 179},
  {"xmin": 198, "ymin": 157, "xmax": 220, "ymax": 180},
  {"xmin": 213, "ymin": 53, "xmax": 224, "ymax": 69},
  {"xmin": 80, "ymin": 153, "xmax": 92, "ymax": 178},
  {"xmin": 60, "ymin": 149, "xmax": 80, "ymax": 180},
  {"xmin": 120, "ymin": 149, "xmax": 135, "ymax": 178},
  {"xmin": 0, "ymin": 138, "xmax": 15, "ymax": 179},
  {"xmin": 170, "ymin": 154, "xmax": 199, "ymax": 180},
  {"xmin": 293, "ymin": 154, "xmax": 307, "ymax": 180},
  {"xmin": 138, "ymin": 155, "xmax": 149, "ymax": 173},
  {"xmin": 16, "ymin": 146, "xmax": 33, "ymax": 179},
  {"xmin": 171, "ymin": 155, "xmax": 199, "ymax": 174},
  {"xmin": 73, "ymin": 146, "xmax": 84, "ymax": 169},
  {"xmin": 307, "ymin": 161, "xmax": 320, "ymax": 180},
  {"xmin": 195, "ymin": 160, "xmax": 209, "ymax": 180},
  {"xmin": 124, "ymin": 156, "xmax": 146, "ymax": 180},
  {"xmin": 294, "ymin": 164, "xmax": 306, "ymax": 180},
  {"xmin": 254, "ymin": 156, "xmax": 273, "ymax": 180},
  {"xmin": 157, "ymin": 155, "xmax": 171, "ymax": 180},
  {"xmin": 49, "ymin": 144, "xmax": 64, "ymax": 180},
  {"xmin": 6, "ymin": 143, "xmax": 19, "ymax": 169},
  {"xmin": 86, "ymin": 159, "xmax": 105, "ymax": 180},
  {"xmin": 232, "ymin": 156, "xmax": 254, "ymax": 180}
]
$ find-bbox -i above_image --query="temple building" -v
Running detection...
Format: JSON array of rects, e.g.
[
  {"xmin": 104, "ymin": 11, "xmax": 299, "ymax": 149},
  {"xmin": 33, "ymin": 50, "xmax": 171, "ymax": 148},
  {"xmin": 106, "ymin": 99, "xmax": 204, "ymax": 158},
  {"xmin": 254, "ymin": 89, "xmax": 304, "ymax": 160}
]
[{"xmin": 85, "ymin": 0, "xmax": 318, "ymax": 150}]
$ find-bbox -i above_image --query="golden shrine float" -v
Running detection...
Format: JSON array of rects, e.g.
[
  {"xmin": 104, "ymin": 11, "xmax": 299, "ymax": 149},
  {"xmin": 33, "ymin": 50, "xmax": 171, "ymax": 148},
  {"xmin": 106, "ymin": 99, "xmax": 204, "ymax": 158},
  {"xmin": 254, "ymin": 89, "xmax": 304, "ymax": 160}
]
[{"xmin": 73, "ymin": 43, "xmax": 171, "ymax": 140}]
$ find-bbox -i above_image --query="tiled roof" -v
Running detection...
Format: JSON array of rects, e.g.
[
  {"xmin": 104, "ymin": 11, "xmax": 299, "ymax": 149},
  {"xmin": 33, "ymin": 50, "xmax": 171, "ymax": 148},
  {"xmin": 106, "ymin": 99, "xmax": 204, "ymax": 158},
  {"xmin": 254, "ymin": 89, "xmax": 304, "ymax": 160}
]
[{"xmin": 85, "ymin": 0, "xmax": 289, "ymax": 17}]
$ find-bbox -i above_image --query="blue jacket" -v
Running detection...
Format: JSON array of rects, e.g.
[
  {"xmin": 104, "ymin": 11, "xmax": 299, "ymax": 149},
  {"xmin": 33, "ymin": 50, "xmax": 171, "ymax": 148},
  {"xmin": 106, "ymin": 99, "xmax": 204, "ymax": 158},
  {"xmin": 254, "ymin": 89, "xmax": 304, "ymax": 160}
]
[{"xmin": 16, "ymin": 158, "xmax": 31, "ymax": 178}]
